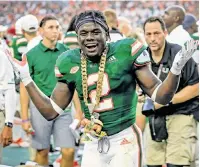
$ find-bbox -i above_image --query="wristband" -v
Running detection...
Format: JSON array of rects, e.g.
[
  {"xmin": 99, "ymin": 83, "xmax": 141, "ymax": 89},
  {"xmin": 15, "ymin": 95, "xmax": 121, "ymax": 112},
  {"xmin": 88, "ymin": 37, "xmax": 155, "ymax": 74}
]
[
  {"xmin": 5, "ymin": 122, "xmax": 13, "ymax": 128},
  {"xmin": 22, "ymin": 77, "xmax": 33, "ymax": 86},
  {"xmin": 22, "ymin": 119, "xmax": 30, "ymax": 123},
  {"xmin": 69, "ymin": 119, "xmax": 80, "ymax": 130},
  {"xmin": 170, "ymin": 66, "xmax": 181, "ymax": 75}
]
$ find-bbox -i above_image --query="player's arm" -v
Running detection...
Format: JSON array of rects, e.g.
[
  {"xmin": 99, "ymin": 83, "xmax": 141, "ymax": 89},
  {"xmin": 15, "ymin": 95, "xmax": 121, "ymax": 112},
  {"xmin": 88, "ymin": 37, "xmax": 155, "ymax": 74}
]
[
  {"xmin": 135, "ymin": 64, "xmax": 180, "ymax": 105},
  {"xmin": 135, "ymin": 39, "xmax": 198, "ymax": 105},
  {"xmin": 73, "ymin": 90, "xmax": 84, "ymax": 121},
  {"xmin": 3, "ymin": 51, "xmax": 74, "ymax": 121},
  {"xmin": 25, "ymin": 81, "xmax": 74, "ymax": 121}
]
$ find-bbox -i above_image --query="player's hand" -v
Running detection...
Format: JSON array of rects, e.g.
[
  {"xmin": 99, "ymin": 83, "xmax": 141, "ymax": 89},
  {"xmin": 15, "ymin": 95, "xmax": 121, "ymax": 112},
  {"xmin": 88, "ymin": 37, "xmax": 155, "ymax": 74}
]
[
  {"xmin": 69, "ymin": 119, "xmax": 81, "ymax": 140},
  {"xmin": 1, "ymin": 40, "xmax": 32, "ymax": 86},
  {"xmin": 0, "ymin": 126, "xmax": 13, "ymax": 147},
  {"xmin": 81, "ymin": 118, "xmax": 103, "ymax": 134},
  {"xmin": 171, "ymin": 39, "xmax": 199, "ymax": 75}
]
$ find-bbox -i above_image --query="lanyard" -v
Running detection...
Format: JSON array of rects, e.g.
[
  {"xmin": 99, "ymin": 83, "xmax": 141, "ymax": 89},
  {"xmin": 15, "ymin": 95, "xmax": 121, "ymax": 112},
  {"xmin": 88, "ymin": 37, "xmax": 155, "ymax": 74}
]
[{"xmin": 156, "ymin": 63, "xmax": 163, "ymax": 78}]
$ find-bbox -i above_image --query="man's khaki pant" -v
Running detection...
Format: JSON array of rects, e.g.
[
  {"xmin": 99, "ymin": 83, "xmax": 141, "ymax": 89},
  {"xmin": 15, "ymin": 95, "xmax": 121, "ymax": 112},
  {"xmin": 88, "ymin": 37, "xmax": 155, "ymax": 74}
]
[{"xmin": 145, "ymin": 114, "xmax": 197, "ymax": 166}]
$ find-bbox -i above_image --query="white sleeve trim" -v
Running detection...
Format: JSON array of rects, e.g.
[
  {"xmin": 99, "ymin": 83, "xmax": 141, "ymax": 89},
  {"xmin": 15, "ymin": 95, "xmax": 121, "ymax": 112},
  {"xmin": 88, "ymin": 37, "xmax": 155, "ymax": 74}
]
[
  {"xmin": 50, "ymin": 98, "xmax": 64, "ymax": 115},
  {"xmin": 151, "ymin": 84, "xmax": 162, "ymax": 102}
]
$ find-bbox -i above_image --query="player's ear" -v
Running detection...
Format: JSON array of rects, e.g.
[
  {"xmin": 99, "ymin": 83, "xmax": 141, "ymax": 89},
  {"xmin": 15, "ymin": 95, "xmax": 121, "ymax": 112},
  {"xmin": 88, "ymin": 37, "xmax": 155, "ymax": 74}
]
[{"xmin": 106, "ymin": 32, "xmax": 111, "ymax": 41}]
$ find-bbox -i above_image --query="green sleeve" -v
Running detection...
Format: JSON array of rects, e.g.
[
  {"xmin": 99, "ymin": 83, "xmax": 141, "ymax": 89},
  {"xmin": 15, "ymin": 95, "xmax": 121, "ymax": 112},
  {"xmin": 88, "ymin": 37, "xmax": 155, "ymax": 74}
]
[
  {"xmin": 55, "ymin": 51, "xmax": 74, "ymax": 84},
  {"xmin": 120, "ymin": 38, "xmax": 150, "ymax": 67},
  {"xmin": 114, "ymin": 38, "xmax": 147, "ymax": 62}
]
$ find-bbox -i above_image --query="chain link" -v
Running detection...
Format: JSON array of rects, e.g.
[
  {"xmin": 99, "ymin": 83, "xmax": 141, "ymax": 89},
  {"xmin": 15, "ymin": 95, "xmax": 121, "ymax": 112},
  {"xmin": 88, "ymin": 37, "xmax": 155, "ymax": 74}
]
[{"xmin": 81, "ymin": 47, "xmax": 108, "ymax": 113}]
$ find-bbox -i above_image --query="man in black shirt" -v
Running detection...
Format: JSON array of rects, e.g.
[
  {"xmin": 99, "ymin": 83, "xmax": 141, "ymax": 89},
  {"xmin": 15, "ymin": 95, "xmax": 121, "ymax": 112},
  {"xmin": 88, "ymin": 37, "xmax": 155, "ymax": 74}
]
[{"xmin": 143, "ymin": 16, "xmax": 199, "ymax": 167}]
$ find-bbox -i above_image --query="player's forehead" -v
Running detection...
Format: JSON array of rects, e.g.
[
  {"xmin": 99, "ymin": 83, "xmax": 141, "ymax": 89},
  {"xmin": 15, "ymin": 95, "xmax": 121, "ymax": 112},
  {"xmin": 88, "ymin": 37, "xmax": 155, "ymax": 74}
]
[{"xmin": 78, "ymin": 22, "xmax": 104, "ymax": 33}]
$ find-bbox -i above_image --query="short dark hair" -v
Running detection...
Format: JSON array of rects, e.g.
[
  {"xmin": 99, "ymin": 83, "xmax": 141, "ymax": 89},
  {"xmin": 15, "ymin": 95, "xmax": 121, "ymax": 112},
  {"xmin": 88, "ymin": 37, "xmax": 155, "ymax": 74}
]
[
  {"xmin": 39, "ymin": 15, "xmax": 58, "ymax": 27},
  {"xmin": 67, "ymin": 10, "xmax": 110, "ymax": 37},
  {"xmin": 167, "ymin": 5, "xmax": 185, "ymax": 24},
  {"xmin": 143, "ymin": 16, "xmax": 166, "ymax": 32}
]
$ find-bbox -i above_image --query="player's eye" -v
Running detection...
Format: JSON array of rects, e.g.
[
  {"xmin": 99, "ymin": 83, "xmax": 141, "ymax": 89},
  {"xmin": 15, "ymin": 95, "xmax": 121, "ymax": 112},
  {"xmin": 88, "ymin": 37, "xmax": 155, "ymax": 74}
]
[
  {"xmin": 80, "ymin": 32, "xmax": 87, "ymax": 36},
  {"xmin": 93, "ymin": 31, "xmax": 100, "ymax": 35}
]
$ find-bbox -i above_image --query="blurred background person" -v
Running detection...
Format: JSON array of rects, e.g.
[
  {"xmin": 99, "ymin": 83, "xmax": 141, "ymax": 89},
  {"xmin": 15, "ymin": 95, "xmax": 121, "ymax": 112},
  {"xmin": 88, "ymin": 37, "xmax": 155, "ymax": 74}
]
[
  {"xmin": 20, "ymin": 14, "xmax": 41, "ymax": 162},
  {"xmin": 11, "ymin": 17, "xmax": 28, "ymax": 61},
  {"xmin": 127, "ymin": 27, "xmax": 147, "ymax": 46},
  {"xmin": 0, "ymin": 40, "xmax": 16, "ymax": 164},
  {"xmin": 118, "ymin": 16, "xmax": 132, "ymax": 37},
  {"xmin": 182, "ymin": 13, "xmax": 199, "ymax": 167},
  {"xmin": 103, "ymin": 8, "xmax": 124, "ymax": 42},
  {"xmin": 8, "ymin": 17, "xmax": 28, "ymax": 148},
  {"xmin": 163, "ymin": 5, "xmax": 191, "ymax": 47},
  {"xmin": 183, "ymin": 13, "xmax": 199, "ymax": 65},
  {"xmin": 143, "ymin": 16, "xmax": 199, "ymax": 167},
  {"xmin": 0, "ymin": 25, "xmax": 9, "ymax": 45},
  {"xmin": 63, "ymin": 31, "xmax": 79, "ymax": 49}
]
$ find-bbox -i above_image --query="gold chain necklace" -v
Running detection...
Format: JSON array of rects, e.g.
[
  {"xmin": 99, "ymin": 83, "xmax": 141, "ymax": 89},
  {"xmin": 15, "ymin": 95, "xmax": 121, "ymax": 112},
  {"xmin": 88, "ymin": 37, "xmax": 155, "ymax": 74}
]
[{"xmin": 81, "ymin": 47, "xmax": 108, "ymax": 114}]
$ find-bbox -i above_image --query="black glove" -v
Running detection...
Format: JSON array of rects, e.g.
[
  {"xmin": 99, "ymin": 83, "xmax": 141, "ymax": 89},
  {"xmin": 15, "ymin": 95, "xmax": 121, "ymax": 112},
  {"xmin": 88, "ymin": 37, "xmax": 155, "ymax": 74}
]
[{"xmin": 142, "ymin": 98, "xmax": 155, "ymax": 117}]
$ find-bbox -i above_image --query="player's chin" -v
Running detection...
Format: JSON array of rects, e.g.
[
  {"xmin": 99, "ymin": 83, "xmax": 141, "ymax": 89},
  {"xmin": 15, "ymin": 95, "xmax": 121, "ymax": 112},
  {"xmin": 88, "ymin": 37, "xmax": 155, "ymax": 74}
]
[
  {"xmin": 87, "ymin": 52, "xmax": 99, "ymax": 57},
  {"xmin": 84, "ymin": 49, "xmax": 99, "ymax": 57}
]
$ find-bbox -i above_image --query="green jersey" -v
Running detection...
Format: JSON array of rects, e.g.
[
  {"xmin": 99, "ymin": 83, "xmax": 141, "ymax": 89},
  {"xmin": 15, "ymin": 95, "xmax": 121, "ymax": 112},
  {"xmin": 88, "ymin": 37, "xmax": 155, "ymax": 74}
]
[
  {"xmin": 56, "ymin": 38, "xmax": 150, "ymax": 135},
  {"xmin": 11, "ymin": 36, "xmax": 28, "ymax": 61}
]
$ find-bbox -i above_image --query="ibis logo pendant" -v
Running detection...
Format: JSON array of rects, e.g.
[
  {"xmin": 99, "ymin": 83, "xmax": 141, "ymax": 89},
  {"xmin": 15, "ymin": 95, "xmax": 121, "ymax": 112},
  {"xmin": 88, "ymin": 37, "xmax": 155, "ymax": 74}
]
[{"xmin": 70, "ymin": 66, "xmax": 79, "ymax": 74}]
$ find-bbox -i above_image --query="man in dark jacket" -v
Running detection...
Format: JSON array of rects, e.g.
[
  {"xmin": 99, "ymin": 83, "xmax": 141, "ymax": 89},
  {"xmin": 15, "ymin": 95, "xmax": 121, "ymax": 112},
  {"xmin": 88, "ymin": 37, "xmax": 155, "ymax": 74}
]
[{"xmin": 143, "ymin": 16, "xmax": 199, "ymax": 167}]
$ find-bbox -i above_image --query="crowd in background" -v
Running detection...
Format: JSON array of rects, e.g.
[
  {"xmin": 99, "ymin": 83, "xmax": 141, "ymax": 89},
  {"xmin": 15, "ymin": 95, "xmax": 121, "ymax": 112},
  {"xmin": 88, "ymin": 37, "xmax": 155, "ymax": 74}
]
[{"xmin": 0, "ymin": 1, "xmax": 199, "ymax": 33}]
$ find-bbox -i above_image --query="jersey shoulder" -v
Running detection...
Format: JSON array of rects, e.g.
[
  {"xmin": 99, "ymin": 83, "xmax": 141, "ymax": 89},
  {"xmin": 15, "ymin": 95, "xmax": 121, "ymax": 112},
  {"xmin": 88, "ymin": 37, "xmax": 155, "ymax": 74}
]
[
  {"xmin": 109, "ymin": 38, "xmax": 146, "ymax": 60},
  {"xmin": 56, "ymin": 48, "xmax": 81, "ymax": 74}
]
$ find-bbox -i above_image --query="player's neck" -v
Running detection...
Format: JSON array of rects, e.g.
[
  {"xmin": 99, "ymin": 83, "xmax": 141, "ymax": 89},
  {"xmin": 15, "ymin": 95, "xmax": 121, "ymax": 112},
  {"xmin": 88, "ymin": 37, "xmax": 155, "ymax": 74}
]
[
  {"xmin": 87, "ymin": 55, "xmax": 101, "ymax": 63},
  {"xmin": 152, "ymin": 42, "xmax": 165, "ymax": 63},
  {"xmin": 42, "ymin": 38, "xmax": 57, "ymax": 49}
]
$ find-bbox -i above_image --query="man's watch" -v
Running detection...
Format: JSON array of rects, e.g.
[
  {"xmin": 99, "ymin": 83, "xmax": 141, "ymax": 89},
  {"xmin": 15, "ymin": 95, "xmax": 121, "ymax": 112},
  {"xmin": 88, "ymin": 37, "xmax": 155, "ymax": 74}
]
[{"xmin": 5, "ymin": 122, "xmax": 13, "ymax": 128}]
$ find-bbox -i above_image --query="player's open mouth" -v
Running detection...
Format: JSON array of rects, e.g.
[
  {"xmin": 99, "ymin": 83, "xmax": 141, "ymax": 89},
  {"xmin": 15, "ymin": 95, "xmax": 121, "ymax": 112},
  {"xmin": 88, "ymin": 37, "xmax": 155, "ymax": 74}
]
[{"xmin": 85, "ymin": 44, "xmax": 98, "ymax": 52}]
